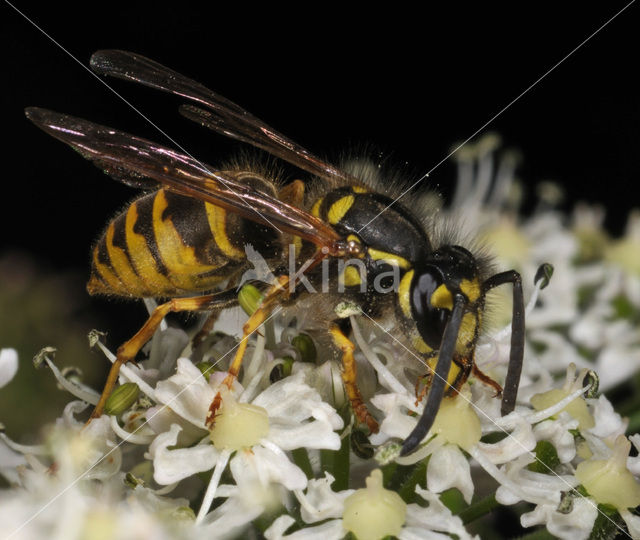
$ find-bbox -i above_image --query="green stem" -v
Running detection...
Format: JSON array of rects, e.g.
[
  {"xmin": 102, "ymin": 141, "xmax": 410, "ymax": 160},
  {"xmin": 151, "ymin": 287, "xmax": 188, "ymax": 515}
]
[
  {"xmin": 264, "ymin": 318, "xmax": 277, "ymax": 350},
  {"xmin": 397, "ymin": 460, "xmax": 427, "ymax": 503},
  {"xmin": 381, "ymin": 462, "xmax": 398, "ymax": 488},
  {"xmin": 456, "ymin": 494, "xmax": 498, "ymax": 525},
  {"xmin": 513, "ymin": 528, "xmax": 557, "ymax": 540},
  {"xmin": 625, "ymin": 409, "xmax": 640, "ymax": 435},
  {"xmin": 291, "ymin": 448, "xmax": 314, "ymax": 479},
  {"xmin": 320, "ymin": 433, "xmax": 350, "ymax": 491}
]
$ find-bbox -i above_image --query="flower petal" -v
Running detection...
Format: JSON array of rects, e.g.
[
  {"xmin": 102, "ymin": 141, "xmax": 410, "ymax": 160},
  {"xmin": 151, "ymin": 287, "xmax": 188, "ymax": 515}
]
[
  {"xmin": 533, "ymin": 417, "xmax": 577, "ymax": 464},
  {"xmin": 0, "ymin": 348, "xmax": 18, "ymax": 388},
  {"xmin": 153, "ymin": 358, "xmax": 214, "ymax": 428},
  {"xmin": 148, "ymin": 423, "xmax": 218, "ymax": 485},
  {"xmin": 404, "ymin": 486, "xmax": 477, "ymax": 540},
  {"xmin": 520, "ymin": 498, "xmax": 598, "ymax": 540},
  {"xmin": 267, "ymin": 419, "xmax": 340, "ymax": 451},
  {"xmin": 588, "ymin": 395, "xmax": 626, "ymax": 439},
  {"xmin": 427, "ymin": 444, "xmax": 474, "ymax": 504},
  {"xmin": 253, "ymin": 372, "xmax": 342, "ymax": 429},
  {"xmin": 230, "ymin": 444, "xmax": 307, "ymax": 492},
  {"xmin": 264, "ymin": 515, "xmax": 345, "ymax": 540},
  {"xmin": 369, "ymin": 392, "xmax": 418, "ymax": 442},
  {"xmin": 297, "ymin": 473, "xmax": 354, "ymax": 524},
  {"xmin": 620, "ymin": 510, "xmax": 640, "ymax": 540},
  {"xmin": 476, "ymin": 415, "xmax": 536, "ymax": 464},
  {"xmin": 198, "ymin": 495, "xmax": 264, "ymax": 539}
]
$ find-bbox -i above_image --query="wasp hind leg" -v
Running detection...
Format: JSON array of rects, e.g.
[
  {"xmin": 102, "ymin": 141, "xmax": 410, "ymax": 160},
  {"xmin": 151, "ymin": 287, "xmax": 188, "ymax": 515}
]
[
  {"xmin": 329, "ymin": 322, "xmax": 379, "ymax": 434},
  {"xmin": 90, "ymin": 290, "xmax": 239, "ymax": 420},
  {"xmin": 192, "ymin": 287, "xmax": 241, "ymax": 349}
]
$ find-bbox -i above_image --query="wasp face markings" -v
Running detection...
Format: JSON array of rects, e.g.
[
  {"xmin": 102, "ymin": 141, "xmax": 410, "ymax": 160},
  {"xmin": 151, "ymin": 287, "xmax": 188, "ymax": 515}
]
[{"xmin": 26, "ymin": 50, "xmax": 525, "ymax": 456}]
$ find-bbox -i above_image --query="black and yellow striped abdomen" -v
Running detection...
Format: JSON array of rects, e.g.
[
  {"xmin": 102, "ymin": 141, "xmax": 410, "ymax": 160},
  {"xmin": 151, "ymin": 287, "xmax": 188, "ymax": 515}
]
[{"xmin": 88, "ymin": 189, "xmax": 278, "ymax": 298}]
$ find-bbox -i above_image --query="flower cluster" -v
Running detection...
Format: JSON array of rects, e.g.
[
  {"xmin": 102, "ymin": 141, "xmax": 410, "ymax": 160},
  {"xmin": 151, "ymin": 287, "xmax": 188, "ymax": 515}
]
[{"xmin": 2, "ymin": 136, "xmax": 640, "ymax": 539}]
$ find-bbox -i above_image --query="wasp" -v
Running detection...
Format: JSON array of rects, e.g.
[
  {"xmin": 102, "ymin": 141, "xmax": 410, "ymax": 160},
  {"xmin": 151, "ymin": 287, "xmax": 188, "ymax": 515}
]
[{"xmin": 26, "ymin": 50, "xmax": 524, "ymax": 456}]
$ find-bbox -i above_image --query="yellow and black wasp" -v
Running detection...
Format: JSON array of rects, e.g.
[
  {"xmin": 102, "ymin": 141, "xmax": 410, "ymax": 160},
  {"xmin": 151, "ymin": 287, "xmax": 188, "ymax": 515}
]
[{"xmin": 26, "ymin": 50, "xmax": 524, "ymax": 456}]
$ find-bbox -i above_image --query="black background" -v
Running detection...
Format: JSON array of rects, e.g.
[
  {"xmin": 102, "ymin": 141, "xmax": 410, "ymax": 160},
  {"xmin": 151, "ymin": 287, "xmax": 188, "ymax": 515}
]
[
  {"xmin": 2, "ymin": 2, "xmax": 638, "ymax": 334},
  {"xmin": 1, "ymin": 3, "xmax": 639, "ymax": 531}
]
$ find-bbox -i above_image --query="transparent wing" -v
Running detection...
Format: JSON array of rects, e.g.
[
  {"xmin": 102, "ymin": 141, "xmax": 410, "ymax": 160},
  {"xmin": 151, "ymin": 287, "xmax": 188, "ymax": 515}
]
[
  {"xmin": 90, "ymin": 49, "xmax": 361, "ymax": 187},
  {"xmin": 26, "ymin": 107, "xmax": 341, "ymax": 250}
]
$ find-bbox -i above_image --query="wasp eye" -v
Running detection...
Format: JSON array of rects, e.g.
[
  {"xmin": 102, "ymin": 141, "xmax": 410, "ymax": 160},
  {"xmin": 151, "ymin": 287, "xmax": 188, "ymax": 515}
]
[{"xmin": 410, "ymin": 269, "xmax": 450, "ymax": 349}]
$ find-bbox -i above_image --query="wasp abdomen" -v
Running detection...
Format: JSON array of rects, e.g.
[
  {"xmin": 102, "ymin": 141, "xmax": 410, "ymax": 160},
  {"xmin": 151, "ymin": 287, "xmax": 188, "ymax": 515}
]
[{"xmin": 87, "ymin": 189, "xmax": 275, "ymax": 297}]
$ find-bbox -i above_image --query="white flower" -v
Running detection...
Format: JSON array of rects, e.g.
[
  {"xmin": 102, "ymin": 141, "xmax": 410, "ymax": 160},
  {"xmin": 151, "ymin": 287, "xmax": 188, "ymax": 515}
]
[
  {"xmin": 370, "ymin": 385, "xmax": 484, "ymax": 502},
  {"xmin": 520, "ymin": 497, "xmax": 599, "ymax": 540},
  {"xmin": 147, "ymin": 423, "xmax": 219, "ymax": 485},
  {"xmin": 264, "ymin": 470, "xmax": 478, "ymax": 540},
  {"xmin": 426, "ymin": 443, "xmax": 475, "ymax": 504},
  {"xmin": 0, "ymin": 416, "xmax": 190, "ymax": 540},
  {"xmin": 143, "ymin": 356, "xmax": 343, "ymax": 530}
]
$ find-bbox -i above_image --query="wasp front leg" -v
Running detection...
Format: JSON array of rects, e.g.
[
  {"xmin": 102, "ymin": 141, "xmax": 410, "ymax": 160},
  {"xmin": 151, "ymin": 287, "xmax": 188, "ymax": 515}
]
[{"xmin": 206, "ymin": 275, "xmax": 290, "ymax": 428}]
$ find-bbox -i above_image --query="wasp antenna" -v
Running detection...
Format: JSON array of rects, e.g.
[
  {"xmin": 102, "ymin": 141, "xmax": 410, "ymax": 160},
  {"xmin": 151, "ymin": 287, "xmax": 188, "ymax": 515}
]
[{"xmin": 483, "ymin": 270, "xmax": 524, "ymax": 416}]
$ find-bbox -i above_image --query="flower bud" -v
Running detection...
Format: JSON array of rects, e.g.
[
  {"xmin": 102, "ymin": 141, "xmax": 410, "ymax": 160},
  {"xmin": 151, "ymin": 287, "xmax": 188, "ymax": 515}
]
[
  {"xmin": 292, "ymin": 333, "xmax": 317, "ymax": 363},
  {"xmin": 342, "ymin": 469, "xmax": 406, "ymax": 540},
  {"xmin": 104, "ymin": 382, "xmax": 140, "ymax": 415},
  {"xmin": 238, "ymin": 284, "xmax": 264, "ymax": 315},
  {"xmin": 575, "ymin": 435, "xmax": 640, "ymax": 510}
]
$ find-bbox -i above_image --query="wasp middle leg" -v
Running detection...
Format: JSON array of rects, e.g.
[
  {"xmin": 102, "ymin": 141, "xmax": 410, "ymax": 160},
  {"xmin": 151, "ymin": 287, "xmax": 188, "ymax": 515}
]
[{"xmin": 329, "ymin": 321, "xmax": 379, "ymax": 434}]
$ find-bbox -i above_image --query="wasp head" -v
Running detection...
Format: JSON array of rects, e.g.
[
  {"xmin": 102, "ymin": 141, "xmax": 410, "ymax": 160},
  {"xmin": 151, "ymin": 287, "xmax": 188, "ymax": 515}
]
[{"xmin": 409, "ymin": 245, "xmax": 482, "ymax": 351}]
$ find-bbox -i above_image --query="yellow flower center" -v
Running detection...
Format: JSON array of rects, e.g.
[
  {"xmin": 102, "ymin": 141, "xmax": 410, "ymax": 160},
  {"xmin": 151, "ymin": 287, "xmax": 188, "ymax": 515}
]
[
  {"xmin": 530, "ymin": 388, "xmax": 594, "ymax": 431},
  {"xmin": 430, "ymin": 386, "xmax": 482, "ymax": 451},
  {"xmin": 342, "ymin": 469, "xmax": 406, "ymax": 540},
  {"xmin": 209, "ymin": 392, "xmax": 269, "ymax": 451},
  {"xmin": 575, "ymin": 435, "xmax": 640, "ymax": 510}
]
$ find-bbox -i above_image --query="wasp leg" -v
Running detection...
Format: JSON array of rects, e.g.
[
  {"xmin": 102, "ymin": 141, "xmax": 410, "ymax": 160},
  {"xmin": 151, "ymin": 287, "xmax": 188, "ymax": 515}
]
[
  {"xmin": 482, "ymin": 270, "xmax": 524, "ymax": 416},
  {"xmin": 206, "ymin": 275, "xmax": 289, "ymax": 427},
  {"xmin": 192, "ymin": 288, "xmax": 240, "ymax": 348},
  {"xmin": 401, "ymin": 294, "xmax": 466, "ymax": 456},
  {"xmin": 90, "ymin": 291, "xmax": 236, "ymax": 420},
  {"xmin": 472, "ymin": 363, "xmax": 503, "ymax": 397},
  {"xmin": 417, "ymin": 351, "xmax": 474, "ymax": 405},
  {"xmin": 415, "ymin": 374, "xmax": 429, "ymax": 405},
  {"xmin": 192, "ymin": 311, "xmax": 222, "ymax": 349},
  {"xmin": 329, "ymin": 323, "xmax": 379, "ymax": 434},
  {"xmin": 278, "ymin": 179, "xmax": 305, "ymax": 206}
]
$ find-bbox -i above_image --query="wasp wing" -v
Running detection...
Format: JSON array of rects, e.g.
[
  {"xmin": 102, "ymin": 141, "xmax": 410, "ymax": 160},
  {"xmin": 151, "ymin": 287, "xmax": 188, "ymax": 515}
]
[
  {"xmin": 89, "ymin": 49, "xmax": 361, "ymax": 187},
  {"xmin": 25, "ymin": 107, "xmax": 341, "ymax": 249}
]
